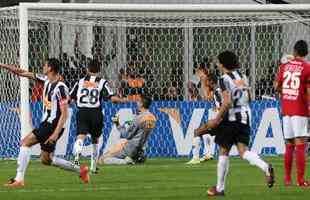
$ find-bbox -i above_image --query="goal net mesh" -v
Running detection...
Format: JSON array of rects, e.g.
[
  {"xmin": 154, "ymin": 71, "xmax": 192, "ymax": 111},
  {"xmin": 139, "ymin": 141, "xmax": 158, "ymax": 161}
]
[{"xmin": 0, "ymin": 6, "xmax": 310, "ymax": 158}]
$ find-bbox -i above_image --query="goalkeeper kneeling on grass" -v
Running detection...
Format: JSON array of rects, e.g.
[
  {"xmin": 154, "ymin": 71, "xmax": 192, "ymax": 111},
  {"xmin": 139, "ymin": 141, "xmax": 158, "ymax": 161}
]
[{"xmin": 98, "ymin": 95, "xmax": 156, "ymax": 165}]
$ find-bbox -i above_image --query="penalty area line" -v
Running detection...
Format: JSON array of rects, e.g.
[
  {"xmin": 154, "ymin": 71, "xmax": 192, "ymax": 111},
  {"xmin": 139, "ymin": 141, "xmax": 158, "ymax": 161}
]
[{"xmin": 0, "ymin": 184, "xmax": 272, "ymax": 193}]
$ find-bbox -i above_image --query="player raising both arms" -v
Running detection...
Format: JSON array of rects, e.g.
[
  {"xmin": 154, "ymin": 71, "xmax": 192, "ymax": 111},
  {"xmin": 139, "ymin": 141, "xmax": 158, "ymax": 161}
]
[
  {"xmin": 187, "ymin": 72, "xmax": 219, "ymax": 164},
  {"xmin": 0, "ymin": 59, "xmax": 89, "ymax": 187},
  {"xmin": 275, "ymin": 40, "xmax": 310, "ymax": 187},
  {"xmin": 70, "ymin": 59, "xmax": 128, "ymax": 173},
  {"xmin": 206, "ymin": 51, "xmax": 274, "ymax": 196}
]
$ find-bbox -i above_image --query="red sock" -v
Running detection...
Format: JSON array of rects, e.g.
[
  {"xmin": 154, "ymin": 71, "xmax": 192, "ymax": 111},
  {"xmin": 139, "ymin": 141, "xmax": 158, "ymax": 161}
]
[
  {"xmin": 295, "ymin": 143, "xmax": 307, "ymax": 184},
  {"xmin": 284, "ymin": 144, "xmax": 294, "ymax": 183}
]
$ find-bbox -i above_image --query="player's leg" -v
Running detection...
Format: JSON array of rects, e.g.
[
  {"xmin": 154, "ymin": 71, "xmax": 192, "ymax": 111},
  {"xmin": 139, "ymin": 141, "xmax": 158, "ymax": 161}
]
[
  {"xmin": 235, "ymin": 123, "xmax": 274, "ymax": 188},
  {"xmin": 89, "ymin": 110, "xmax": 104, "ymax": 173},
  {"xmin": 40, "ymin": 138, "xmax": 90, "ymax": 184},
  {"xmin": 282, "ymin": 116, "xmax": 295, "ymax": 186},
  {"xmin": 4, "ymin": 132, "xmax": 39, "ymax": 187},
  {"xmin": 97, "ymin": 140, "xmax": 128, "ymax": 165},
  {"xmin": 90, "ymin": 137, "xmax": 99, "ymax": 173},
  {"xmin": 73, "ymin": 109, "xmax": 89, "ymax": 165},
  {"xmin": 207, "ymin": 123, "xmax": 232, "ymax": 196},
  {"xmin": 73, "ymin": 134, "xmax": 87, "ymax": 165},
  {"xmin": 39, "ymin": 151, "xmax": 90, "ymax": 184},
  {"xmin": 207, "ymin": 146, "xmax": 230, "ymax": 196},
  {"xmin": 187, "ymin": 123, "xmax": 211, "ymax": 164},
  {"xmin": 202, "ymin": 108, "xmax": 217, "ymax": 161},
  {"xmin": 103, "ymin": 156, "xmax": 134, "ymax": 165},
  {"xmin": 237, "ymin": 143, "xmax": 274, "ymax": 188},
  {"xmin": 284, "ymin": 139, "xmax": 294, "ymax": 186},
  {"xmin": 201, "ymin": 134, "xmax": 214, "ymax": 161},
  {"xmin": 294, "ymin": 137, "xmax": 309, "ymax": 186},
  {"xmin": 100, "ymin": 146, "xmax": 134, "ymax": 165},
  {"xmin": 186, "ymin": 135, "xmax": 201, "ymax": 164},
  {"xmin": 291, "ymin": 116, "xmax": 309, "ymax": 187},
  {"xmin": 39, "ymin": 122, "xmax": 90, "ymax": 183}
]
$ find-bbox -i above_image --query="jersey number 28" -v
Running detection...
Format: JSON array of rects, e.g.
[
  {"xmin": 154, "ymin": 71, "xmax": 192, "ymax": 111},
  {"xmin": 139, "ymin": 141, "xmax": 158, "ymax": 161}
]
[{"xmin": 79, "ymin": 88, "xmax": 99, "ymax": 105}]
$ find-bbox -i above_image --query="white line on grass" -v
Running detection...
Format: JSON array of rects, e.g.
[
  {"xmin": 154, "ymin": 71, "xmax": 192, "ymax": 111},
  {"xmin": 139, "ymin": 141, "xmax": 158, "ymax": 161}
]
[{"xmin": 0, "ymin": 184, "xmax": 273, "ymax": 193}]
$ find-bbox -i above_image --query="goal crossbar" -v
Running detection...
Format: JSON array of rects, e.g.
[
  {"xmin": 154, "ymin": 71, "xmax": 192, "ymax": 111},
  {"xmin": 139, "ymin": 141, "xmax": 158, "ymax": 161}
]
[{"xmin": 19, "ymin": 3, "xmax": 310, "ymax": 12}]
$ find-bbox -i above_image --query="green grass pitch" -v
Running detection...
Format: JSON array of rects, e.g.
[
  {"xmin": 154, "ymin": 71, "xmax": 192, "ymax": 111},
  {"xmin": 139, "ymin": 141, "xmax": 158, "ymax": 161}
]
[{"xmin": 0, "ymin": 157, "xmax": 309, "ymax": 200}]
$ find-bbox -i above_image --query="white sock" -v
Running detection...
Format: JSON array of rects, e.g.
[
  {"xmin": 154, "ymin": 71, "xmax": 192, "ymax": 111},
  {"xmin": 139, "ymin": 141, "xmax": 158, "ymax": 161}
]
[
  {"xmin": 52, "ymin": 156, "xmax": 80, "ymax": 173},
  {"xmin": 216, "ymin": 155, "xmax": 229, "ymax": 192},
  {"xmin": 202, "ymin": 134, "xmax": 211, "ymax": 157},
  {"xmin": 243, "ymin": 150, "xmax": 269, "ymax": 174},
  {"xmin": 192, "ymin": 137, "xmax": 201, "ymax": 160},
  {"xmin": 73, "ymin": 138, "xmax": 84, "ymax": 160},
  {"xmin": 90, "ymin": 143, "xmax": 98, "ymax": 172},
  {"xmin": 15, "ymin": 146, "xmax": 31, "ymax": 181}
]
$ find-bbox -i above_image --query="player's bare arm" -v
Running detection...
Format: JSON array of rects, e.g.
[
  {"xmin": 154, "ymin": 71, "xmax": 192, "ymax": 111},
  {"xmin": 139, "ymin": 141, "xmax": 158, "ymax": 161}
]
[
  {"xmin": 0, "ymin": 63, "xmax": 36, "ymax": 80},
  {"xmin": 198, "ymin": 70, "xmax": 213, "ymax": 101},
  {"xmin": 45, "ymin": 101, "xmax": 69, "ymax": 145},
  {"xmin": 194, "ymin": 123, "xmax": 210, "ymax": 137},
  {"xmin": 274, "ymin": 79, "xmax": 282, "ymax": 93},
  {"xmin": 110, "ymin": 95, "xmax": 129, "ymax": 104},
  {"xmin": 208, "ymin": 90, "xmax": 231, "ymax": 128}
]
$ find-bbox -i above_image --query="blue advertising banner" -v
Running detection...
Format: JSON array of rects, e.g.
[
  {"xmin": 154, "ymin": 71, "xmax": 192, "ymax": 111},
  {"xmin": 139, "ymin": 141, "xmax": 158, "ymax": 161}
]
[{"xmin": 0, "ymin": 101, "xmax": 284, "ymax": 158}]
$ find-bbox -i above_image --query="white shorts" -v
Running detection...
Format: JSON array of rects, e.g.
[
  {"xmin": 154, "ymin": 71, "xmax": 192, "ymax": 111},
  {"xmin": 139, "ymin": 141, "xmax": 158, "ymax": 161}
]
[{"xmin": 283, "ymin": 116, "xmax": 309, "ymax": 139}]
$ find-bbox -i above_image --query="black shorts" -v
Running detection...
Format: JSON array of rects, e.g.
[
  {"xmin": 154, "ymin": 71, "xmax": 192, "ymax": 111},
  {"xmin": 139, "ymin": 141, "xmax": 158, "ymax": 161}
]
[
  {"xmin": 197, "ymin": 128, "xmax": 218, "ymax": 137},
  {"xmin": 77, "ymin": 108, "xmax": 103, "ymax": 139},
  {"xmin": 33, "ymin": 121, "xmax": 64, "ymax": 153},
  {"xmin": 214, "ymin": 121, "xmax": 250, "ymax": 149}
]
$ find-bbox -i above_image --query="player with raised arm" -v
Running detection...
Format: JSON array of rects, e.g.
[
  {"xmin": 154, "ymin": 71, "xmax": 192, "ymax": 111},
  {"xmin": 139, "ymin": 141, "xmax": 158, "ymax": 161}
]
[
  {"xmin": 0, "ymin": 59, "xmax": 90, "ymax": 187},
  {"xmin": 275, "ymin": 40, "xmax": 310, "ymax": 187},
  {"xmin": 70, "ymin": 59, "xmax": 128, "ymax": 173},
  {"xmin": 206, "ymin": 51, "xmax": 274, "ymax": 196},
  {"xmin": 187, "ymin": 72, "xmax": 219, "ymax": 164}
]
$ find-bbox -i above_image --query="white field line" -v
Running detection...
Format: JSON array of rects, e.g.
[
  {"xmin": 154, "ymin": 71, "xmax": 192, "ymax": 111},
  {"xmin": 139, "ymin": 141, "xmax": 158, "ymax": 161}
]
[{"xmin": 0, "ymin": 184, "xmax": 274, "ymax": 193}]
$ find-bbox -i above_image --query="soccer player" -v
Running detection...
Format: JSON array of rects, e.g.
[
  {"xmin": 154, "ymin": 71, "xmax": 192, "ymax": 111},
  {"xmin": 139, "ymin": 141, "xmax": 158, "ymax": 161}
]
[
  {"xmin": 97, "ymin": 95, "xmax": 156, "ymax": 165},
  {"xmin": 187, "ymin": 72, "xmax": 219, "ymax": 164},
  {"xmin": 70, "ymin": 59, "xmax": 128, "ymax": 173},
  {"xmin": 206, "ymin": 51, "xmax": 274, "ymax": 196},
  {"xmin": 0, "ymin": 59, "xmax": 89, "ymax": 187},
  {"xmin": 275, "ymin": 40, "xmax": 310, "ymax": 187}
]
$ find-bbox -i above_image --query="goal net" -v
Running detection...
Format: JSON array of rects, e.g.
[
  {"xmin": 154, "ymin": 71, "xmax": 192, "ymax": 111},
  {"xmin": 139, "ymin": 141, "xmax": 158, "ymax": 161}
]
[{"xmin": 0, "ymin": 3, "xmax": 310, "ymax": 158}]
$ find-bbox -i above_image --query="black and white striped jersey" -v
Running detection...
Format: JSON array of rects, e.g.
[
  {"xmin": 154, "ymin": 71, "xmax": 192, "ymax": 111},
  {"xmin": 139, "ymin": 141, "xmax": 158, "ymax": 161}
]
[
  {"xmin": 35, "ymin": 74, "xmax": 69, "ymax": 125},
  {"xmin": 219, "ymin": 70, "xmax": 251, "ymax": 125},
  {"xmin": 70, "ymin": 75, "xmax": 114, "ymax": 109},
  {"xmin": 213, "ymin": 87, "xmax": 222, "ymax": 109}
]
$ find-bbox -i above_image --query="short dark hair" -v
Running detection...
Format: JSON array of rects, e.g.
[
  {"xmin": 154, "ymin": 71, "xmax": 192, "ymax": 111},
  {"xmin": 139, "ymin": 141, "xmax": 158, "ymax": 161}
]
[
  {"xmin": 294, "ymin": 40, "xmax": 308, "ymax": 57},
  {"xmin": 141, "ymin": 95, "xmax": 152, "ymax": 109},
  {"xmin": 217, "ymin": 51, "xmax": 239, "ymax": 70},
  {"xmin": 88, "ymin": 59, "xmax": 101, "ymax": 73},
  {"xmin": 47, "ymin": 58, "xmax": 61, "ymax": 73}
]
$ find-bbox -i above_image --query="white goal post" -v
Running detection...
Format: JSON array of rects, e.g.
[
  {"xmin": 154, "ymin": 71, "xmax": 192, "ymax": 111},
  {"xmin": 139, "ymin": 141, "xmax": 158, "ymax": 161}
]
[{"xmin": 0, "ymin": 3, "xmax": 310, "ymax": 157}]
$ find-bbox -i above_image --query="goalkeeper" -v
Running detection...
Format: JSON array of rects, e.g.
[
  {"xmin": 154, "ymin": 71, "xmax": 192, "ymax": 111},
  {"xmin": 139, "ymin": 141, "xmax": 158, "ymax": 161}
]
[{"xmin": 98, "ymin": 95, "xmax": 156, "ymax": 165}]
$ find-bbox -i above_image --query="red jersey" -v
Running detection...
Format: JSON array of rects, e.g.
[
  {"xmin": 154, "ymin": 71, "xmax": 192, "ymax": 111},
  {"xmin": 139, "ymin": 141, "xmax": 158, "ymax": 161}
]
[{"xmin": 277, "ymin": 58, "xmax": 310, "ymax": 116}]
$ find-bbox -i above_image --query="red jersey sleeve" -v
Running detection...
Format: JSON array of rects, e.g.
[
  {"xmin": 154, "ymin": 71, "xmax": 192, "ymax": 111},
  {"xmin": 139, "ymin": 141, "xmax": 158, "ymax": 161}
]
[{"xmin": 306, "ymin": 63, "xmax": 310, "ymax": 88}]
